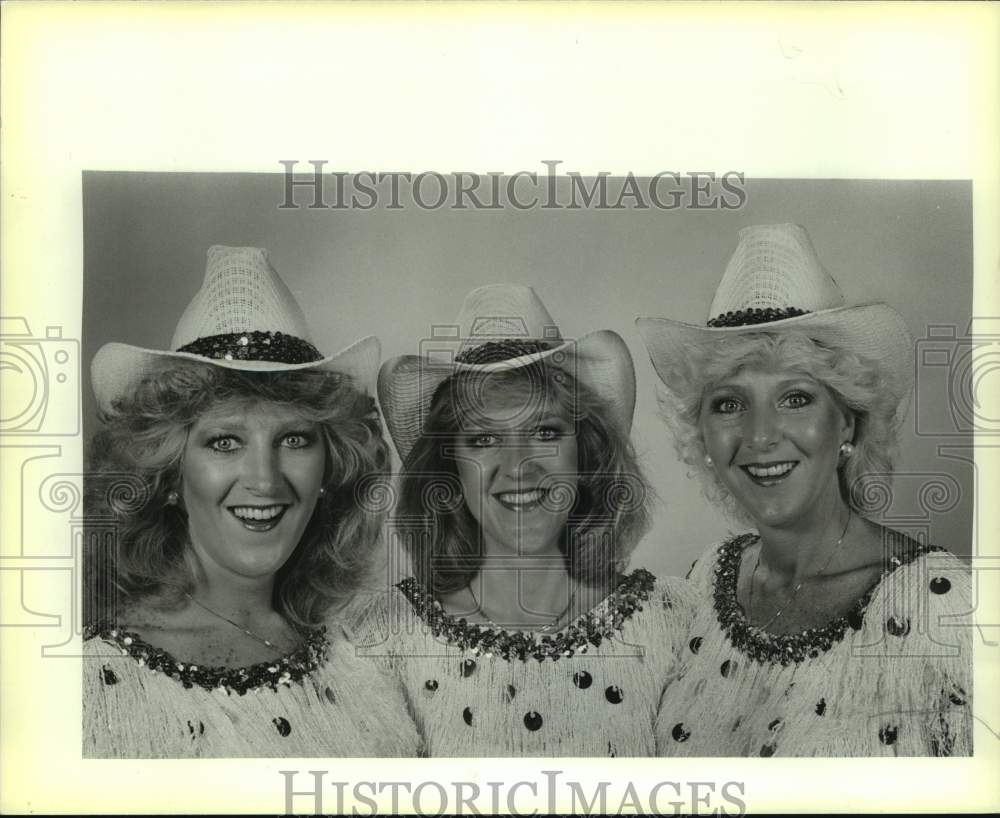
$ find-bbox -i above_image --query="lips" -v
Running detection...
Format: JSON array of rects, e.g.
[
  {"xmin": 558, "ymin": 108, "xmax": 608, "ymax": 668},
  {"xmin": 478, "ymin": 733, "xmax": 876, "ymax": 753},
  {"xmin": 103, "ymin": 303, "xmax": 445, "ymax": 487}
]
[
  {"xmin": 229, "ymin": 504, "xmax": 288, "ymax": 531},
  {"xmin": 495, "ymin": 488, "xmax": 549, "ymax": 511},
  {"xmin": 740, "ymin": 461, "xmax": 797, "ymax": 486}
]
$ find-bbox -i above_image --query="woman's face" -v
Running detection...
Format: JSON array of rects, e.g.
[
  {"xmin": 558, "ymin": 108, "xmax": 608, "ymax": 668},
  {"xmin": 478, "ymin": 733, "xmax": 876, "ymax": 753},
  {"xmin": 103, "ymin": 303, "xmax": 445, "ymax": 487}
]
[
  {"xmin": 699, "ymin": 366, "xmax": 854, "ymax": 531},
  {"xmin": 180, "ymin": 399, "xmax": 326, "ymax": 582},
  {"xmin": 451, "ymin": 380, "xmax": 579, "ymax": 559}
]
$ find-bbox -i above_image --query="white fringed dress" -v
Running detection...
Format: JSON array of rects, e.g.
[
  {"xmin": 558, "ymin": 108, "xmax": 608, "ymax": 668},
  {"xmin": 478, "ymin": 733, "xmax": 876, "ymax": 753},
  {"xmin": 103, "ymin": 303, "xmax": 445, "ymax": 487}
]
[
  {"xmin": 352, "ymin": 569, "xmax": 693, "ymax": 757},
  {"xmin": 655, "ymin": 535, "xmax": 973, "ymax": 757},
  {"xmin": 83, "ymin": 621, "xmax": 421, "ymax": 758}
]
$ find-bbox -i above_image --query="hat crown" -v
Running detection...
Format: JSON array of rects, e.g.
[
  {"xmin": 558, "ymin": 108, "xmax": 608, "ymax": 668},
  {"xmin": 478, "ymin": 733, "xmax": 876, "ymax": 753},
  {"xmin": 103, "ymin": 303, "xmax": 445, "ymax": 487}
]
[
  {"xmin": 708, "ymin": 224, "xmax": 846, "ymax": 320},
  {"xmin": 453, "ymin": 283, "xmax": 563, "ymax": 346},
  {"xmin": 170, "ymin": 245, "xmax": 314, "ymax": 350}
]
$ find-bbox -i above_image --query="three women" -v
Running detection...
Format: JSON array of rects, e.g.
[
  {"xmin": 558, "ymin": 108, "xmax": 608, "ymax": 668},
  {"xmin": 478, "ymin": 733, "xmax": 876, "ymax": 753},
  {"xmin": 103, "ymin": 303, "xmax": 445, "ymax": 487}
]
[{"xmin": 86, "ymin": 227, "xmax": 972, "ymax": 758}]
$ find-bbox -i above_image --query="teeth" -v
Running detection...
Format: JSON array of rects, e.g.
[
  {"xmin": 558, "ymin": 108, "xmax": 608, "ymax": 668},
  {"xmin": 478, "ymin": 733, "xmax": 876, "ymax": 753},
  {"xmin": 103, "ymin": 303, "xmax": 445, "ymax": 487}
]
[
  {"xmin": 231, "ymin": 505, "xmax": 285, "ymax": 521},
  {"xmin": 745, "ymin": 463, "xmax": 795, "ymax": 478},
  {"xmin": 498, "ymin": 489, "xmax": 545, "ymax": 505}
]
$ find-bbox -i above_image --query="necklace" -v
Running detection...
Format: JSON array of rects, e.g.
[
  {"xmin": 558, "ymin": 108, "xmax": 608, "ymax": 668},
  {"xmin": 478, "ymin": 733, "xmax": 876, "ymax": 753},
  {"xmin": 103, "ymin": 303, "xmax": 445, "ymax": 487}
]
[
  {"xmin": 467, "ymin": 581, "xmax": 578, "ymax": 633},
  {"xmin": 184, "ymin": 592, "xmax": 285, "ymax": 650},
  {"xmin": 747, "ymin": 509, "xmax": 853, "ymax": 632}
]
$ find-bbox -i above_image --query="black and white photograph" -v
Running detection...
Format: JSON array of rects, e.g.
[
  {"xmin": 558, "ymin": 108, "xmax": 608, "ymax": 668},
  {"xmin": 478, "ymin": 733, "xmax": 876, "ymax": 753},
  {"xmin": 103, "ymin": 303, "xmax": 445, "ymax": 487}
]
[{"xmin": 2, "ymin": 2, "xmax": 997, "ymax": 815}]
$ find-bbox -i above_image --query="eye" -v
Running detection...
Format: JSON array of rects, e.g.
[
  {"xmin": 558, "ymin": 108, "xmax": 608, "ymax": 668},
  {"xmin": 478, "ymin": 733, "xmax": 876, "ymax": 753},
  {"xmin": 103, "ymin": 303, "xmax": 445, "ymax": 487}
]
[
  {"xmin": 534, "ymin": 426, "xmax": 564, "ymax": 442},
  {"xmin": 780, "ymin": 391, "xmax": 813, "ymax": 409},
  {"xmin": 281, "ymin": 431, "xmax": 314, "ymax": 449},
  {"xmin": 710, "ymin": 396, "xmax": 744, "ymax": 415},
  {"xmin": 208, "ymin": 435, "xmax": 241, "ymax": 453},
  {"xmin": 468, "ymin": 433, "xmax": 500, "ymax": 448}
]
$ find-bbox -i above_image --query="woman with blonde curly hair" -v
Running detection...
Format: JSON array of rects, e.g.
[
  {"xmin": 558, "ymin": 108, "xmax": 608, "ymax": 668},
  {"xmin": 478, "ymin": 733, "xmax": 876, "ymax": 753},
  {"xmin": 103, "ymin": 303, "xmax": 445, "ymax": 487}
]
[
  {"xmin": 84, "ymin": 245, "xmax": 419, "ymax": 757},
  {"xmin": 638, "ymin": 224, "xmax": 972, "ymax": 757},
  {"xmin": 355, "ymin": 284, "xmax": 692, "ymax": 757}
]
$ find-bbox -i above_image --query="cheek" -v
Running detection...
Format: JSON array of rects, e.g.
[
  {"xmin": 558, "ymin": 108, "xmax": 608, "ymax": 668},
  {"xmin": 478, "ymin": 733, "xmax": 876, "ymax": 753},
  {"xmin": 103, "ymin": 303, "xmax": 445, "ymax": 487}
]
[{"xmin": 453, "ymin": 456, "xmax": 488, "ymax": 514}]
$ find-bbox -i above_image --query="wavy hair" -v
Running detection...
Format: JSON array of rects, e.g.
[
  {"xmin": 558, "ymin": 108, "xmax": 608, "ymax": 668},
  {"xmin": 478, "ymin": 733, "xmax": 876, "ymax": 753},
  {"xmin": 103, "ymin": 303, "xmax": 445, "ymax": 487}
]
[
  {"xmin": 396, "ymin": 362, "xmax": 651, "ymax": 595},
  {"xmin": 86, "ymin": 360, "xmax": 389, "ymax": 628},
  {"xmin": 654, "ymin": 330, "xmax": 902, "ymax": 524}
]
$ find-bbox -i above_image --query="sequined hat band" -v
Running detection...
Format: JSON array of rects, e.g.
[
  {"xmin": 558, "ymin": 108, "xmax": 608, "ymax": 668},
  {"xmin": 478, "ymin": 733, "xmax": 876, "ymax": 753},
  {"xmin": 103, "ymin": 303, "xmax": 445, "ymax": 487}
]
[
  {"xmin": 454, "ymin": 339, "xmax": 555, "ymax": 365},
  {"xmin": 176, "ymin": 330, "xmax": 322, "ymax": 364},
  {"xmin": 706, "ymin": 306, "xmax": 811, "ymax": 328}
]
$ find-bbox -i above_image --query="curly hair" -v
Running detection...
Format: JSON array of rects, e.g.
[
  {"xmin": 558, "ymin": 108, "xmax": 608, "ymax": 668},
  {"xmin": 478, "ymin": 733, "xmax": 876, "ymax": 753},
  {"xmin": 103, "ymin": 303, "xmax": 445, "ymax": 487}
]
[
  {"xmin": 396, "ymin": 362, "xmax": 651, "ymax": 595},
  {"xmin": 654, "ymin": 330, "xmax": 902, "ymax": 524},
  {"xmin": 86, "ymin": 360, "xmax": 389, "ymax": 628}
]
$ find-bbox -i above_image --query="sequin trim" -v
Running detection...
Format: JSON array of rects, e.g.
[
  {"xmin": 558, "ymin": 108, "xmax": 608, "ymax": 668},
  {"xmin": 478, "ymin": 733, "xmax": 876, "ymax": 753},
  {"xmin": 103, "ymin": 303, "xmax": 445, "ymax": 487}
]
[
  {"xmin": 706, "ymin": 307, "xmax": 810, "ymax": 328},
  {"xmin": 84, "ymin": 621, "xmax": 327, "ymax": 695},
  {"xmin": 713, "ymin": 534, "xmax": 944, "ymax": 665},
  {"xmin": 397, "ymin": 569, "xmax": 656, "ymax": 662},
  {"xmin": 177, "ymin": 330, "xmax": 322, "ymax": 364},
  {"xmin": 454, "ymin": 339, "xmax": 555, "ymax": 365}
]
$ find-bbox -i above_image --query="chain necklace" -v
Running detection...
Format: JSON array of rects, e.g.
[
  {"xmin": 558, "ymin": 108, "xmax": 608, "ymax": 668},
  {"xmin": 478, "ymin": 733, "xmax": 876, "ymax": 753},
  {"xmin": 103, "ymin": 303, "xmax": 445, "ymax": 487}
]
[
  {"xmin": 467, "ymin": 581, "xmax": 578, "ymax": 633},
  {"xmin": 748, "ymin": 509, "xmax": 853, "ymax": 632},
  {"xmin": 184, "ymin": 592, "xmax": 285, "ymax": 650}
]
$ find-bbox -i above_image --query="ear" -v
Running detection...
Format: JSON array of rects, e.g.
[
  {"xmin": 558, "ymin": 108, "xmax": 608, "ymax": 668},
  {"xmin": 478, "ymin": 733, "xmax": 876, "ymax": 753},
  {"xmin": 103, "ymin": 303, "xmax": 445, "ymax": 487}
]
[{"xmin": 839, "ymin": 406, "xmax": 856, "ymax": 444}]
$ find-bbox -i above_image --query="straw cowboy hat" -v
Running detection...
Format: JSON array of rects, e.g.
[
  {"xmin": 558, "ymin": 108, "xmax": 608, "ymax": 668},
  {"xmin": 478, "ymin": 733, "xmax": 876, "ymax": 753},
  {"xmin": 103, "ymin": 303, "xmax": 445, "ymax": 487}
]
[
  {"xmin": 636, "ymin": 223, "xmax": 914, "ymax": 406},
  {"xmin": 378, "ymin": 283, "xmax": 636, "ymax": 462},
  {"xmin": 91, "ymin": 245, "xmax": 380, "ymax": 413}
]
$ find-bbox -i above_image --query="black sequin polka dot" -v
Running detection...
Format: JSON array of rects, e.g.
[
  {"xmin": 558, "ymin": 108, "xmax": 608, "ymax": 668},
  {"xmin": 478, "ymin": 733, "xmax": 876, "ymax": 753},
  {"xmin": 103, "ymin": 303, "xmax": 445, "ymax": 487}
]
[
  {"xmin": 505, "ymin": 684, "xmax": 516, "ymax": 701},
  {"xmin": 101, "ymin": 667, "xmax": 119, "ymax": 686},
  {"xmin": 463, "ymin": 706, "xmax": 473, "ymax": 726},
  {"xmin": 949, "ymin": 690, "xmax": 967, "ymax": 706},
  {"xmin": 523, "ymin": 711, "xmax": 543, "ymax": 731},
  {"xmin": 425, "ymin": 679, "xmax": 439, "ymax": 692},
  {"xmin": 886, "ymin": 616, "xmax": 911, "ymax": 637},
  {"xmin": 815, "ymin": 698, "xmax": 827, "ymax": 716},
  {"xmin": 671, "ymin": 723, "xmax": 691, "ymax": 742},
  {"xmin": 461, "ymin": 659, "xmax": 477, "ymax": 677},
  {"xmin": 720, "ymin": 659, "xmax": 736, "ymax": 678},
  {"xmin": 605, "ymin": 685, "xmax": 624, "ymax": 704},
  {"xmin": 879, "ymin": 725, "xmax": 898, "ymax": 745},
  {"xmin": 273, "ymin": 717, "xmax": 292, "ymax": 737},
  {"xmin": 847, "ymin": 609, "xmax": 864, "ymax": 631},
  {"xmin": 689, "ymin": 636, "xmax": 703, "ymax": 654},
  {"xmin": 573, "ymin": 671, "xmax": 593, "ymax": 689},
  {"xmin": 731, "ymin": 717, "xmax": 742, "ymax": 732},
  {"xmin": 930, "ymin": 577, "xmax": 951, "ymax": 595},
  {"xmin": 768, "ymin": 718, "xmax": 783, "ymax": 733},
  {"xmin": 760, "ymin": 743, "xmax": 775, "ymax": 757}
]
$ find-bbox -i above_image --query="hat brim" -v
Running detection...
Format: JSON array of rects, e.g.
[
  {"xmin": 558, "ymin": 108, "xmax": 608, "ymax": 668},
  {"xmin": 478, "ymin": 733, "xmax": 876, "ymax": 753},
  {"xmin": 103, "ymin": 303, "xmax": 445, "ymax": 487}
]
[
  {"xmin": 636, "ymin": 303, "xmax": 914, "ymax": 408},
  {"xmin": 378, "ymin": 329, "xmax": 636, "ymax": 462},
  {"xmin": 91, "ymin": 335, "xmax": 381, "ymax": 415}
]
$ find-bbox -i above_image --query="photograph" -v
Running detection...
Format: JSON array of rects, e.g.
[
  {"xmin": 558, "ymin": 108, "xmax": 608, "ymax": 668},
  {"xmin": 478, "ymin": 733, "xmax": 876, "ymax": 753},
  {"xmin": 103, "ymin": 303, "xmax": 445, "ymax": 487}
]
[
  {"xmin": 80, "ymin": 172, "xmax": 973, "ymax": 760},
  {"xmin": 2, "ymin": 2, "xmax": 997, "ymax": 815}
]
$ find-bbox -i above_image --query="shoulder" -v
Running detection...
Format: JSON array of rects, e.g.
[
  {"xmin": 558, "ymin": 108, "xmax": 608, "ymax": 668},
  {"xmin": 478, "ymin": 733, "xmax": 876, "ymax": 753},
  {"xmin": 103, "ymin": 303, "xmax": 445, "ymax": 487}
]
[
  {"xmin": 685, "ymin": 532, "xmax": 758, "ymax": 588},
  {"xmin": 341, "ymin": 583, "xmax": 417, "ymax": 651}
]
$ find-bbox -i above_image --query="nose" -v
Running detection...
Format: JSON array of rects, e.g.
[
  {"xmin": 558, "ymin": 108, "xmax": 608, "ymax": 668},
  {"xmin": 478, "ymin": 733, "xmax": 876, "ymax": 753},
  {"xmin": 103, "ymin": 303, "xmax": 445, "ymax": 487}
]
[
  {"xmin": 746, "ymin": 405, "xmax": 780, "ymax": 451},
  {"xmin": 241, "ymin": 443, "xmax": 282, "ymax": 495},
  {"xmin": 499, "ymin": 438, "xmax": 545, "ymax": 482}
]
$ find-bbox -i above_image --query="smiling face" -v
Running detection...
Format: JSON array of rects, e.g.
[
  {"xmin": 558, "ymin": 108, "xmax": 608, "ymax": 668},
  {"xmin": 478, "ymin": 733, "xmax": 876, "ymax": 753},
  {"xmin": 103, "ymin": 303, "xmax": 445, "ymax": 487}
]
[
  {"xmin": 451, "ymin": 378, "xmax": 579, "ymax": 559},
  {"xmin": 699, "ymin": 367, "xmax": 854, "ymax": 531},
  {"xmin": 180, "ymin": 399, "xmax": 326, "ymax": 582}
]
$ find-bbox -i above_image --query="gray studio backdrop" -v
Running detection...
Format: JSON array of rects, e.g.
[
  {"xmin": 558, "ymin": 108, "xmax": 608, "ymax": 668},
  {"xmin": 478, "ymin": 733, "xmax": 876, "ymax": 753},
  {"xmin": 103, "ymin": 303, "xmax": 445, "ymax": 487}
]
[{"xmin": 82, "ymin": 174, "xmax": 974, "ymax": 578}]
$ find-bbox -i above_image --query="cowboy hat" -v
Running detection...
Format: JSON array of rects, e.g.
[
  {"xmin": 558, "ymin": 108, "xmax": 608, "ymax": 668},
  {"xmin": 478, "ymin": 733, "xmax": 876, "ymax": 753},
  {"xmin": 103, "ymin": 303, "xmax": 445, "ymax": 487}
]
[
  {"xmin": 378, "ymin": 283, "xmax": 636, "ymax": 462},
  {"xmin": 91, "ymin": 245, "xmax": 380, "ymax": 414},
  {"xmin": 636, "ymin": 223, "xmax": 914, "ymax": 406}
]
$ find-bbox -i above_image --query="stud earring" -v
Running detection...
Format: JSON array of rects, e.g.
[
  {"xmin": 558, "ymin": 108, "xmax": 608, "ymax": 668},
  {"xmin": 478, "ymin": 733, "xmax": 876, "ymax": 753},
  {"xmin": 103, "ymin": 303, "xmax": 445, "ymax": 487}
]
[
  {"xmin": 704, "ymin": 454, "xmax": 714, "ymax": 467},
  {"xmin": 318, "ymin": 487, "xmax": 326, "ymax": 496},
  {"xmin": 166, "ymin": 490, "xmax": 180, "ymax": 506},
  {"xmin": 839, "ymin": 442, "xmax": 855, "ymax": 458}
]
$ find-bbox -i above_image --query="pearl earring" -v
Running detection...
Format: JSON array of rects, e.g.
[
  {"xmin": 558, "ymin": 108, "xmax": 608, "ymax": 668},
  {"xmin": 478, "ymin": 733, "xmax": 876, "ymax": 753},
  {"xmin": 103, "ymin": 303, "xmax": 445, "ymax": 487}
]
[
  {"xmin": 166, "ymin": 490, "xmax": 179, "ymax": 506},
  {"xmin": 704, "ymin": 454, "xmax": 714, "ymax": 467},
  {"xmin": 318, "ymin": 487, "xmax": 326, "ymax": 496},
  {"xmin": 839, "ymin": 442, "xmax": 855, "ymax": 458}
]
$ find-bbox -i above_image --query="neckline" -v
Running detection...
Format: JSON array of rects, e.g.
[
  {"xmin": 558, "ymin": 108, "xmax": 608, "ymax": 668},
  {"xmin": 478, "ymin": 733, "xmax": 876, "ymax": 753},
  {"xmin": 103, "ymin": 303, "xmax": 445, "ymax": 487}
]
[
  {"xmin": 712, "ymin": 533, "xmax": 942, "ymax": 665},
  {"xmin": 84, "ymin": 621, "xmax": 328, "ymax": 695},
  {"xmin": 396, "ymin": 568, "xmax": 656, "ymax": 662}
]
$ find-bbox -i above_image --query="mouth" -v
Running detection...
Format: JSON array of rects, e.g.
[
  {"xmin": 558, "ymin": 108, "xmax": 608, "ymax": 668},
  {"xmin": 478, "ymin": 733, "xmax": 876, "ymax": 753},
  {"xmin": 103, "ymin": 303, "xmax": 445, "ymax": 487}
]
[
  {"xmin": 494, "ymin": 488, "xmax": 549, "ymax": 512},
  {"xmin": 740, "ymin": 461, "xmax": 798, "ymax": 487},
  {"xmin": 228, "ymin": 504, "xmax": 289, "ymax": 532}
]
